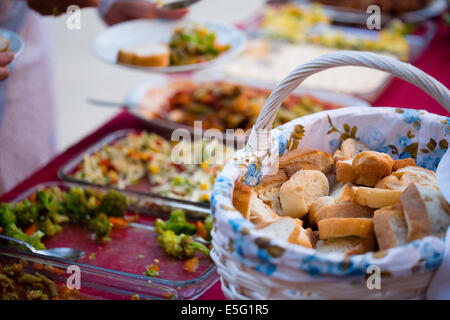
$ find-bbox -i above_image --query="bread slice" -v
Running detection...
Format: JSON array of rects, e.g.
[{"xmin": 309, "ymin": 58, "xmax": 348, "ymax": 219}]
[
  {"xmin": 330, "ymin": 182, "xmax": 355, "ymax": 202},
  {"xmin": 117, "ymin": 43, "xmax": 170, "ymax": 67},
  {"xmin": 0, "ymin": 35, "xmax": 10, "ymax": 53},
  {"xmin": 352, "ymin": 151, "xmax": 394, "ymax": 186},
  {"xmin": 316, "ymin": 235, "xmax": 375, "ymax": 255},
  {"xmin": 336, "ymin": 158, "xmax": 357, "ymax": 183},
  {"xmin": 373, "ymin": 206, "xmax": 408, "ymax": 250},
  {"xmin": 279, "ymin": 148, "xmax": 333, "ymax": 174},
  {"xmin": 233, "ymin": 181, "xmax": 279, "ymax": 225},
  {"xmin": 283, "ymin": 162, "xmax": 321, "ymax": 178},
  {"xmin": 279, "ymin": 170, "xmax": 329, "ymax": 218},
  {"xmin": 393, "ymin": 158, "xmax": 416, "ymax": 171},
  {"xmin": 352, "ymin": 186, "xmax": 402, "ymax": 208},
  {"xmin": 309, "ymin": 196, "xmax": 336, "ymax": 226},
  {"xmin": 376, "ymin": 166, "xmax": 439, "ymax": 191},
  {"xmin": 332, "ymin": 138, "xmax": 370, "ymax": 162},
  {"xmin": 318, "ymin": 217, "xmax": 373, "ymax": 240},
  {"xmin": 258, "ymin": 217, "xmax": 314, "ymax": 248},
  {"xmin": 400, "ymin": 183, "xmax": 450, "ymax": 242},
  {"xmin": 314, "ymin": 203, "xmax": 374, "ymax": 223}
]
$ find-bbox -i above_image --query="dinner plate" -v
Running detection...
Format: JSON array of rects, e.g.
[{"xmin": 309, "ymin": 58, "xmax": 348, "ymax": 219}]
[
  {"xmin": 92, "ymin": 18, "xmax": 246, "ymax": 73},
  {"xmin": 0, "ymin": 28, "xmax": 24, "ymax": 58}
]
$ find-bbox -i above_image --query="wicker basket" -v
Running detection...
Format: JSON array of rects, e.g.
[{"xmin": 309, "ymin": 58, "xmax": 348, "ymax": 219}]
[{"xmin": 210, "ymin": 51, "xmax": 450, "ymax": 300}]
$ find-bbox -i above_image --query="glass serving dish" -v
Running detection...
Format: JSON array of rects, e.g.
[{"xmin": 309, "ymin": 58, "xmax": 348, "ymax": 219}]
[
  {"xmin": 0, "ymin": 181, "xmax": 218, "ymax": 300},
  {"xmin": 58, "ymin": 128, "xmax": 216, "ymax": 210}
]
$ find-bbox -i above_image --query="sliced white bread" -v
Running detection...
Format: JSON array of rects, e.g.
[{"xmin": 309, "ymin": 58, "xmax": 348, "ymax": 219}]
[
  {"xmin": 315, "ymin": 235, "xmax": 375, "ymax": 255},
  {"xmin": 335, "ymin": 158, "xmax": 356, "ymax": 184},
  {"xmin": 352, "ymin": 186, "xmax": 402, "ymax": 208},
  {"xmin": 256, "ymin": 170, "xmax": 288, "ymax": 215},
  {"xmin": 330, "ymin": 182, "xmax": 355, "ymax": 202},
  {"xmin": 376, "ymin": 165, "xmax": 439, "ymax": 191},
  {"xmin": 373, "ymin": 205, "xmax": 408, "ymax": 250},
  {"xmin": 117, "ymin": 43, "xmax": 170, "ymax": 67},
  {"xmin": 314, "ymin": 203, "xmax": 374, "ymax": 224},
  {"xmin": 309, "ymin": 196, "xmax": 336, "ymax": 226},
  {"xmin": 279, "ymin": 148, "xmax": 333, "ymax": 174},
  {"xmin": 400, "ymin": 183, "xmax": 450, "ymax": 242},
  {"xmin": 332, "ymin": 138, "xmax": 370, "ymax": 162},
  {"xmin": 279, "ymin": 170, "xmax": 329, "ymax": 218},
  {"xmin": 233, "ymin": 181, "xmax": 279, "ymax": 225},
  {"xmin": 257, "ymin": 217, "xmax": 315, "ymax": 248},
  {"xmin": 317, "ymin": 217, "xmax": 373, "ymax": 240}
]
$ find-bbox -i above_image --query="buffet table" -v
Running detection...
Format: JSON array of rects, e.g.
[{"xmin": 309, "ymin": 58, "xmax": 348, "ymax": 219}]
[{"xmin": 0, "ymin": 20, "xmax": 448, "ymax": 301}]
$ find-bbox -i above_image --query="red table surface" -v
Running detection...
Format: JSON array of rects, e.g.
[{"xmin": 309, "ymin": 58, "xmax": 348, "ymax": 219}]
[{"xmin": 0, "ymin": 20, "xmax": 449, "ymax": 301}]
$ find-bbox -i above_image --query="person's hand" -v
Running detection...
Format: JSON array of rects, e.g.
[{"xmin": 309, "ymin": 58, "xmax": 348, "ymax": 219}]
[
  {"xmin": 0, "ymin": 51, "xmax": 14, "ymax": 81},
  {"xmin": 27, "ymin": 0, "xmax": 100, "ymax": 16},
  {"xmin": 104, "ymin": 1, "xmax": 188, "ymax": 26}
]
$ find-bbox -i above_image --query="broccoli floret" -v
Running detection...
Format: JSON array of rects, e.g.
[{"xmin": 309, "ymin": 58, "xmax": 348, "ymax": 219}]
[
  {"xmin": 0, "ymin": 203, "xmax": 16, "ymax": 227},
  {"xmin": 154, "ymin": 210, "xmax": 196, "ymax": 235},
  {"xmin": 2, "ymin": 224, "xmax": 45, "ymax": 250},
  {"xmin": 35, "ymin": 189, "xmax": 70, "ymax": 225},
  {"xmin": 39, "ymin": 217, "xmax": 62, "ymax": 237},
  {"xmin": 97, "ymin": 190, "xmax": 127, "ymax": 217},
  {"xmin": 12, "ymin": 199, "xmax": 39, "ymax": 229},
  {"xmin": 64, "ymin": 188, "xmax": 91, "ymax": 223},
  {"xmin": 204, "ymin": 215, "xmax": 212, "ymax": 241},
  {"xmin": 88, "ymin": 213, "xmax": 112, "ymax": 242},
  {"xmin": 157, "ymin": 230, "xmax": 209, "ymax": 259}
]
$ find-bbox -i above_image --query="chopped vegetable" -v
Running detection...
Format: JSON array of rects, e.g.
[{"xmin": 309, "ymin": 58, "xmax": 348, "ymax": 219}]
[
  {"xmin": 144, "ymin": 264, "xmax": 159, "ymax": 277},
  {"xmin": 156, "ymin": 229, "xmax": 209, "ymax": 259},
  {"xmin": 88, "ymin": 213, "xmax": 112, "ymax": 242},
  {"xmin": 108, "ymin": 217, "xmax": 129, "ymax": 228},
  {"xmin": 154, "ymin": 209, "xmax": 196, "ymax": 235},
  {"xmin": 183, "ymin": 256, "xmax": 199, "ymax": 273},
  {"xmin": 97, "ymin": 190, "xmax": 127, "ymax": 217}
]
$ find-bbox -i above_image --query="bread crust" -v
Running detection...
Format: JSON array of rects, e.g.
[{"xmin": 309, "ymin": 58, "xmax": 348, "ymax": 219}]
[
  {"xmin": 373, "ymin": 206, "xmax": 408, "ymax": 250},
  {"xmin": 336, "ymin": 159, "xmax": 357, "ymax": 183},
  {"xmin": 393, "ymin": 158, "xmax": 416, "ymax": 171},
  {"xmin": 315, "ymin": 202, "xmax": 374, "ymax": 223},
  {"xmin": 352, "ymin": 151, "xmax": 394, "ymax": 186},
  {"xmin": 400, "ymin": 183, "xmax": 431, "ymax": 241},
  {"xmin": 318, "ymin": 217, "xmax": 373, "ymax": 240},
  {"xmin": 232, "ymin": 181, "xmax": 255, "ymax": 219},
  {"xmin": 280, "ymin": 148, "xmax": 333, "ymax": 173},
  {"xmin": 352, "ymin": 187, "xmax": 402, "ymax": 208}
]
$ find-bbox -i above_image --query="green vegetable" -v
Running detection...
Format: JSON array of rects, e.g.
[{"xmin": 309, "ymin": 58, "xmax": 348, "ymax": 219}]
[
  {"xmin": 154, "ymin": 210, "xmax": 196, "ymax": 235},
  {"xmin": 39, "ymin": 217, "xmax": 62, "ymax": 237},
  {"xmin": 64, "ymin": 188, "xmax": 91, "ymax": 223},
  {"xmin": 204, "ymin": 215, "xmax": 212, "ymax": 241},
  {"xmin": 157, "ymin": 230, "xmax": 209, "ymax": 259},
  {"xmin": 0, "ymin": 203, "xmax": 16, "ymax": 227},
  {"xmin": 97, "ymin": 190, "xmax": 127, "ymax": 217},
  {"xmin": 2, "ymin": 224, "xmax": 45, "ymax": 250},
  {"xmin": 35, "ymin": 189, "xmax": 69, "ymax": 225},
  {"xmin": 88, "ymin": 213, "xmax": 112, "ymax": 242},
  {"xmin": 12, "ymin": 199, "xmax": 39, "ymax": 229}
]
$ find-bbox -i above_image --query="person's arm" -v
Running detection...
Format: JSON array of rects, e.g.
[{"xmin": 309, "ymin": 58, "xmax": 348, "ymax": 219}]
[
  {"xmin": 27, "ymin": 0, "xmax": 100, "ymax": 15},
  {"xmin": 0, "ymin": 51, "xmax": 14, "ymax": 81},
  {"xmin": 98, "ymin": 0, "xmax": 188, "ymax": 26}
]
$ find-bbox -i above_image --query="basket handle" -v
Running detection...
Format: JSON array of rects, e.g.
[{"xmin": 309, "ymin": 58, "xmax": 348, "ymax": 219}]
[{"xmin": 247, "ymin": 51, "xmax": 450, "ymax": 150}]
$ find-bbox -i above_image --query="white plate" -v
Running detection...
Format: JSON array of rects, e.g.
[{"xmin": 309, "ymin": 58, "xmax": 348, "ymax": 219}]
[
  {"xmin": 92, "ymin": 18, "xmax": 246, "ymax": 73},
  {"xmin": 0, "ymin": 28, "xmax": 24, "ymax": 58}
]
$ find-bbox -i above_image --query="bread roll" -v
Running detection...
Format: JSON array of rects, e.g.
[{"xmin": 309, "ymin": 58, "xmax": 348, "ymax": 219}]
[
  {"xmin": 279, "ymin": 170, "xmax": 329, "ymax": 218},
  {"xmin": 117, "ymin": 43, "xmax": 170, "ymax": 67},
  {"xmin": 393, "ymin": 158, "xmax": 416, "ymax": 171},
  {"xmin": 376, "ymin": 166, "xmax": 439, "ymax": 191}
]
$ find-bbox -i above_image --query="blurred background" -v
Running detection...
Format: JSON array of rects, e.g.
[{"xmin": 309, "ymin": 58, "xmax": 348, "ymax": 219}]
[{"xmin": 50, "ymin": 0, "xmax": 265, "ymax": 150}]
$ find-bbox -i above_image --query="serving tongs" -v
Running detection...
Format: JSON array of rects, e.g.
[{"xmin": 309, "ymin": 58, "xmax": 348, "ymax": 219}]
[{"xmin": 0, "ymin": 234, "xmax": 85, "ymax": 261}]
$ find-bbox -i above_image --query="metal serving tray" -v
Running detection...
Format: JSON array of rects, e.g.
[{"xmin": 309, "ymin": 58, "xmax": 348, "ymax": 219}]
[{"xmin": 0, "ymin": 181, "xmax": 217, "ymax": 300}]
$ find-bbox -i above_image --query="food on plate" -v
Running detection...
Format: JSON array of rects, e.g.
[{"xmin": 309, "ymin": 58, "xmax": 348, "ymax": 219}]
[
  {"xmin": 117, "ymin": 43, "xmax": 170, "ymax": 67},
  {"xmin": 0, "ymin": 260, "xmax": 80, "ymax": 300},
  {"xmin": 313, "ymin": 0, "xmax": 432, "ymax": 14},
  {"xmin": 116, "ymin": 25, "xmax": 229, "ymax": 67},
  {"xmin": 261, "ymin": 3, "xmax": 329, "ymax": 43},
  {"xmin": 157, "ymin": 82, "xmax": 343, "ymax": 131},
  {"xmin": 0, "ymin": 35, "xmax": 9, "ymax": 52},
  {"xmin": 233, "ymin": 137, "xmax": 450, "ymax": 255},
  {"xmin": 0, "ymin": 187, "xmax": 130, "ymax": 249},
  {"xmin": 72, "ymin": 131, "xmax": 230, "ymax": 203},
  {"xmin": 169, "ymin": 25, "xmax": 230, "ymax": 66}
]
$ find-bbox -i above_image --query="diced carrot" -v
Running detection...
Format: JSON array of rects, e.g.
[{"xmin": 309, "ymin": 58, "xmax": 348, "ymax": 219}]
[
  {"xmin": 24, "ymin": 224, "xmax": 37, "ymax": 237},
  {"xmin": 0, "ymin": 226, "xmax": 2, "ymax": 234},
  {"xmin": 29, "ymin": 193, "xmax": 36, "ymax": 203},
  {"xmin": 108, "ymin": 217, "xmax": 129, "ymax": 228},
  {"xmin": 124, "ymin": 214, "xmax": 139, "ymax": 223},
  {"xmin": 196, "ymin": 221, "xmax": 207, "ymax": 240},
  {"xmin": 32, "ymin": 262, "xmax": 45, "ymax": 271},
  {"xmin": 184, "ymin": 257, "xmax": 199, "ymax": 273}
]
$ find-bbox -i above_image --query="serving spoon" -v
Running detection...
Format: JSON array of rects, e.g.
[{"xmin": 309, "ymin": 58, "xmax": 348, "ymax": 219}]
[{"xmin": 0, "ymin": 234, "xmax": 85, "ymax": 261}]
